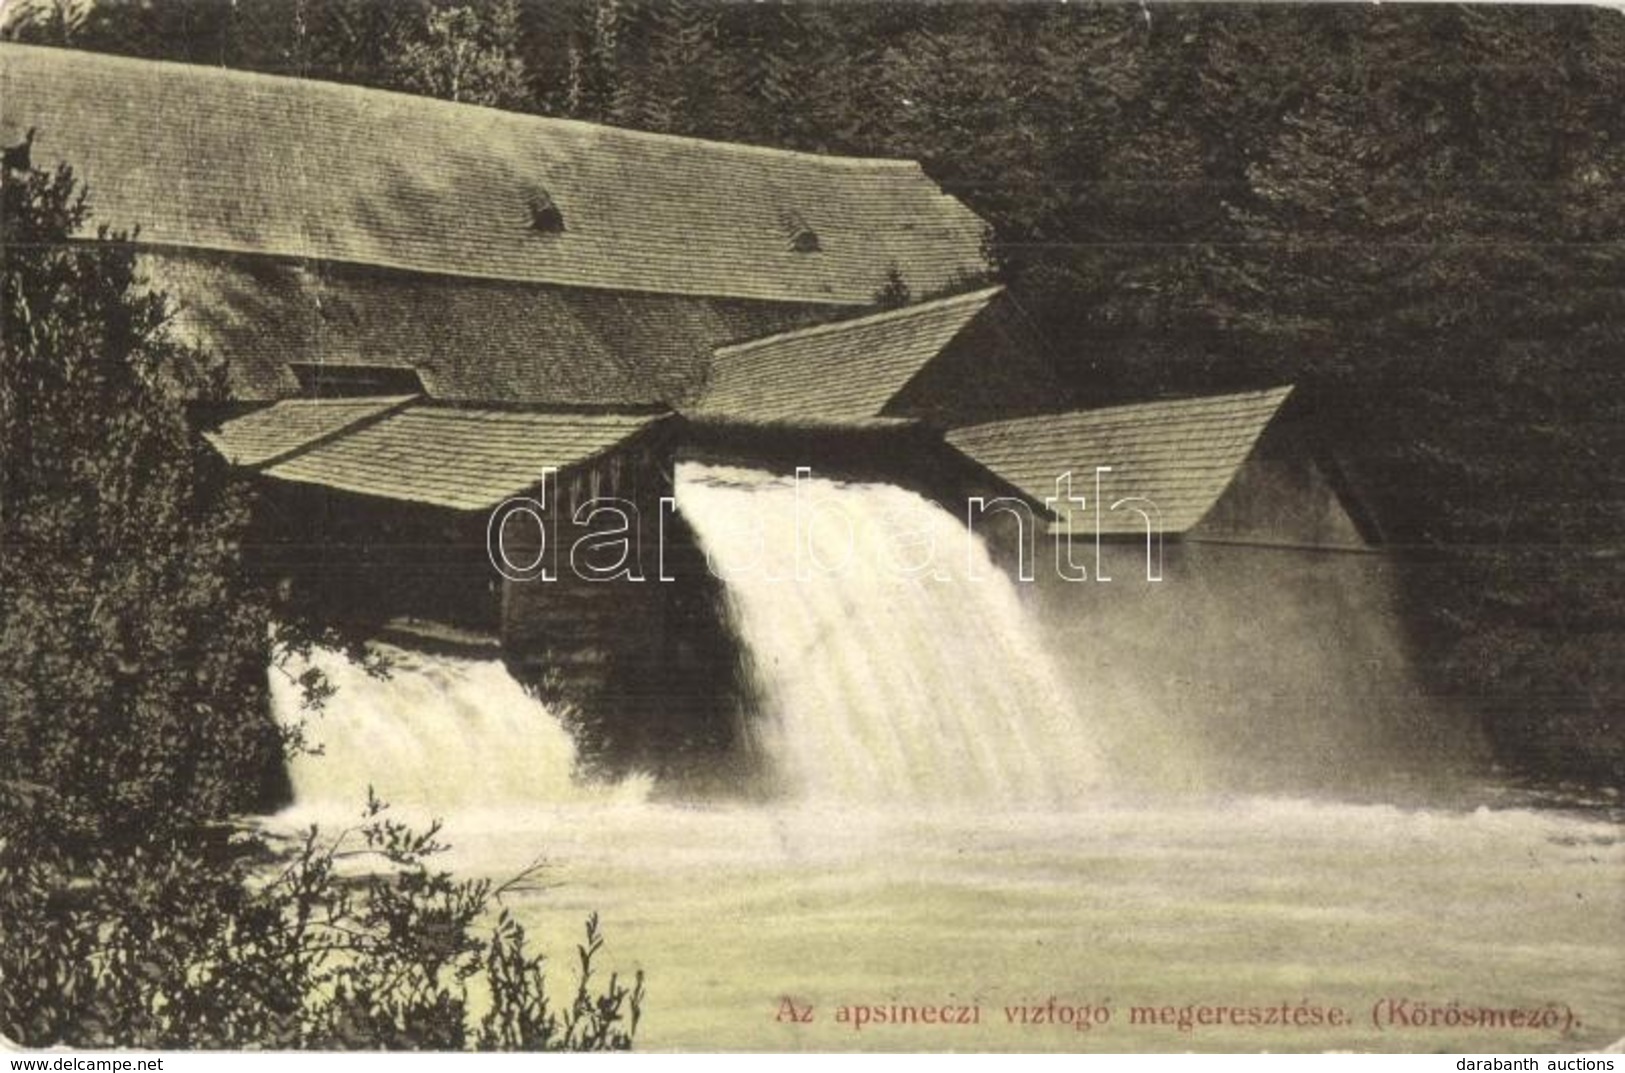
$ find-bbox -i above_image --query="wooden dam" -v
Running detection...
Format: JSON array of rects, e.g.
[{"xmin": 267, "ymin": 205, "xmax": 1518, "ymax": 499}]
[{"xmin": 2, "ymin": 43, "xmax": 1406, "ymax": 783}]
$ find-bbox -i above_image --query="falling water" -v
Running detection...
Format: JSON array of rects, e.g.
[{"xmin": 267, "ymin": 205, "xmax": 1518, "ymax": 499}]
[
  {"xmin": 273, "ymin": 644, "xmax": 650, "ymax": 818},
  {"xmin": 270, "ymin": 465, "xmax": 1097, "ymax": 814},
  {"xmin": 674, "ymin": 462, "xmax": 1102, "ymax": 806}
]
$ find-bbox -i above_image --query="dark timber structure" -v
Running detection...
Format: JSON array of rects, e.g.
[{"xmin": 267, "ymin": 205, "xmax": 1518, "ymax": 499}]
[{"xmin": 2, "ymin": 43, "xmax": 1396, "ymax": 778}]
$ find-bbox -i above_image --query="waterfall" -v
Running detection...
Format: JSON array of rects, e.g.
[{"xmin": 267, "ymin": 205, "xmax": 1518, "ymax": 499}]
[
  {"xmin": 273, "ymin": 643, "xmax": 650, "ymax": 816},
  {"xmin": 272, "ymin": 464, "xmax": 1100, "ymax": 814},
  {"xmin": 674, "ymin": 462, "xmax": 1102, "ymax": 806}
]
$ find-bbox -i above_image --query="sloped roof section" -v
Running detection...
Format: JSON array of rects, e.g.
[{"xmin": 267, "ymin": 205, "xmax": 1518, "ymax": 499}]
[
  {"xmin": 139, "ymin": 252, "xmax": 819, "ymax": 405},
  {"xmin": 551, "ymin": 289, "xmax": 828, "ymax": 409},
  {"xmin": 263, "ymin": 408, "xmax": 664, "ymax": 511},
  {"xmin": 690, "ymin": 287, "xmax": 1003, "ymax": 424},
  {"xmin": 945, "ymin": 387, "xmax": 1295, "ymax": 535},
  {"xmin": 142, "ymin": 252, "xmax": 670, "ymax": 404},
  {"xmin": 204, "ymin": 395, "xmax": 414, "ymax": 466},
  {"xmin": 1, "ymin": 44, "xmax": 989, "ymax": 306}
]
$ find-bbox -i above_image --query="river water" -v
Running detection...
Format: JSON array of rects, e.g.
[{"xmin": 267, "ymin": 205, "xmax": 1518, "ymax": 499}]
[{"xmin": 270, "ymin": 465, "xmax": 1623, "ymax": 1052}]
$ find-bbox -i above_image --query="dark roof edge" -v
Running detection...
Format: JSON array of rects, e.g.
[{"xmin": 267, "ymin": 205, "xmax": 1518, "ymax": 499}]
[
  {"xmin": 257, "ymin": 410, "xmax": 674, "ymax": 513},
  {"xmin": 60, "ymin": 235, "xmax": 870, "ymax": 309},
  {"xmin": 256, "ymin": 472, "xmax": 494, "ymax": 515},
  {"xmin": 536, "ymin": 413, "xmax": 677, "ymax": 490},
  {"xmin": 678, "ymin": 412, "xmax": 922, "ymax": 433},
  {"xmin": 211, "ymin": 394, "xmax": 419, "ymax": 470},
  {"xmin": 1184, "ymin": 535, "xmax": 1383, "ymax": 555},
  {"xmin": 712, "ymin": 285, "xmax": 1005, "ymax": 359},
  {"xmin": 879, "ymin": 297, "xmax": 1011, "ymax": 424},
  {"xmin": 1308, "ymin": 449, "xmax": 1390, "ymax": 547},
  {"xmin": 948, "ymin": 384, "xmax": 1296, "ymax": 441},
  {"xmin": 932, "ymin": 437, "xmax": 1058, "ymax": 521},
  {"xmin": 417, "ymin": 399, "xmax": 676, "ymax": 416}
]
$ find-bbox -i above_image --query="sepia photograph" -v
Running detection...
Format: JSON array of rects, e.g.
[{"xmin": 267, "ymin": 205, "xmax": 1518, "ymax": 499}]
[{"xmin": 0, "ymin": 0, "xmax": 1621, "ymax": 1056}]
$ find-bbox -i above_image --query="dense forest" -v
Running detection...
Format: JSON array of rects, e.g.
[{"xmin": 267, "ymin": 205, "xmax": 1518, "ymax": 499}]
[{"xmin": 4, "ymin": 0, "xmax": 1622, "ymax": 783}]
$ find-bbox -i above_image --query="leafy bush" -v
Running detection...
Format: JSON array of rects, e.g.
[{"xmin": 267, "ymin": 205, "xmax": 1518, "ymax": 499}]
[
  {"xmin": 0, "ymin": 153, "xmax": 288, "ymax": 843},
  {"xmin": 0, "ymin": 786, "xmax": 642, "ymax": 1049}
]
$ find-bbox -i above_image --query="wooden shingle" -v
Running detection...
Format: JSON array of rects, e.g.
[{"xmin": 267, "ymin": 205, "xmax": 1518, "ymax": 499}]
[
  {"xmin": 204, "ymin": 396, "xmax": 415, "ymax": 467},
  {"xmin": 2, "ymin": 44, "xmax": 988, "ymax": 308},
  {"xmin": 690, "ymin": 287, "xmax": 1003, "ymax": 425},
  {"xmin": 262, "ymin": 408, "xmax": 665, "ymax": 511},
  {"xmin": 945, "ymin": 387, "xmax": 1295, "ymax": 536}
]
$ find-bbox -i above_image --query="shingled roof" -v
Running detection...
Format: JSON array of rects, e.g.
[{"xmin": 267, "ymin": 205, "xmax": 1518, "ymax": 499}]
[
  {"xmin": 203, "ymin": 395, "xmax": 414, "ymax": 466},
  {"xmin": 944, "ymin": 387, "xmax": 1295, "ymax": 536},
  {"xmin": 1, "ymin": 43, "xmax": 988, "ymax": 307},
  {"xmin": 259, "ymin": 407, "xmax": 665, "ymax": 511},
  {"xmin": 141, "ymin": 251, "xmax": 814, "ymax": 404},
  {"xmin": 689, "ymin": 287, "xmax": 1003, "ymax": 424}
]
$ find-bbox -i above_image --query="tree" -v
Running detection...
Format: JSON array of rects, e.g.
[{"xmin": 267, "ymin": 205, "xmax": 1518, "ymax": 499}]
[
  {"xmin": 1201, "ymin": 7, "xmax": 1625, "ymax": 780},
  {"xmin": 1, "ymin": 157, "xmax": 280, "ymax": 844},
  {"xmin": 388, "ymin": 0, "xmax": 532, "ymax": 111},
  {"xmin": 0, "ymin": 0, "xmax": 91, "ymax": 44},
  {"xmin": 0, "ymin": 157, "xmax": 643, "ymax": 1048}
]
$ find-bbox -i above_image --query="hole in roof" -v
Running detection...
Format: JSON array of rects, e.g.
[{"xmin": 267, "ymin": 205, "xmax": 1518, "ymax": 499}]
[
  {"xmin": 779, "ymin": 208, "xmax": 820, "ymax": 253},
  {"xmin": 287, "ymin": 363, "xmax": 424, "ymax": 398},
  {"xmin": 528, "ymin": 189, "xmax": 565, "ymax": 233}
]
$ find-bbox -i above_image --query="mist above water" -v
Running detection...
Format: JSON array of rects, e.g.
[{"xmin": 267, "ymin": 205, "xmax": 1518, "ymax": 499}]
[{"xmin": 265, "ymin": 466, "xmax": 1620, "ymax": 1052}]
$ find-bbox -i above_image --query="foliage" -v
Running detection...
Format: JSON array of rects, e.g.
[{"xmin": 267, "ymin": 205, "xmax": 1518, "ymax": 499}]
[
  {"xmin": 0, "ymin": 159, "xmax": 644, "ymax": 1047},
  {"xmin": 0, "ymin": 786, "xmax": 643, "ymax": 1049},
  {"xmin": 388, "ymin": 0, "xmax": 530, "ymax": 110},
  {"xmin": 0, "ymin": 158, "xmax": 282, "ymax": 844}
]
